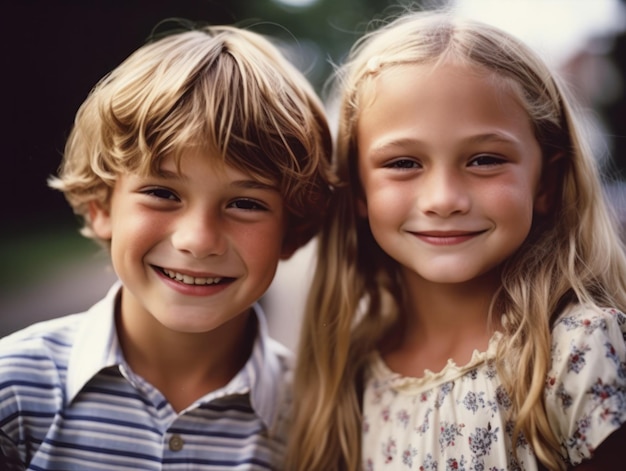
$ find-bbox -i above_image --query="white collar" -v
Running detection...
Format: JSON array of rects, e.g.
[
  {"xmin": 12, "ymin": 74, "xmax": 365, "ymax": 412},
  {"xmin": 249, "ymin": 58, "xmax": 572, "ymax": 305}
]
[{"xmin": 65, "ymin": 281, "xmax": 292, "ymax": 430}]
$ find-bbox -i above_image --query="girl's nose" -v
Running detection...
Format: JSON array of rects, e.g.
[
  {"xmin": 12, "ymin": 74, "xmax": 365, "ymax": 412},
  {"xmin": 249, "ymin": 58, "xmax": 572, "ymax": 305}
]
[
  {"xmin": 171, "ymin": 210, "xmax": 227, "ymax": 259},
  {"xmin": 418, "ymin": 168, "xmax": 471, "ymax": 217}
]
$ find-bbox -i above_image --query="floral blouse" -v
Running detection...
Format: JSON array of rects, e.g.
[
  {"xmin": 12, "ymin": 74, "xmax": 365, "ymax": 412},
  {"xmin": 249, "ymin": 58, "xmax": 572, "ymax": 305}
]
[{"xmin": 362, "ymin": 305, "xmax": 626, "ymax": 470}]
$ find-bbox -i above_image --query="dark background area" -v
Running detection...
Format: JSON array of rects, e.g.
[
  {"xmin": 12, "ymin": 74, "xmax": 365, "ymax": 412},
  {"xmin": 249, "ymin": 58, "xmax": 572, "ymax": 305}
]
[
  {"xmin": 3, "ymin": 0, "xmax": 388, "ymax": 230},
  {"xmin": 1, "ymin": 0, "xmax": 399, "ymax": 291},
  {"xmin": 2, "ymin": 0, "xmax": 423, "ymax": 339},
  {"xmin": 1, "ymin": 0, "xmax": 626, "ymax": 339}
]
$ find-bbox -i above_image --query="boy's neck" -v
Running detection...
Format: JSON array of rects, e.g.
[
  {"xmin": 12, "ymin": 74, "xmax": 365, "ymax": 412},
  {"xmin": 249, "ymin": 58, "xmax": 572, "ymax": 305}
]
[{"xmin": 115, "ymin": 302, "xmax": 256, "ymax": 412}]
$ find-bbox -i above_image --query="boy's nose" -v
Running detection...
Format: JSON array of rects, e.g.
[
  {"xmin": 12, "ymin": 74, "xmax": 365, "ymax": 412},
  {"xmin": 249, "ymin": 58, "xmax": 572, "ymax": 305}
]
[
  {"xmin": 171, "ymin": 211, "xmax": 227, "ymax": 259},
  {"xmin": 418, "ymin": 169, "xmax": 470, "ymax": 217}
]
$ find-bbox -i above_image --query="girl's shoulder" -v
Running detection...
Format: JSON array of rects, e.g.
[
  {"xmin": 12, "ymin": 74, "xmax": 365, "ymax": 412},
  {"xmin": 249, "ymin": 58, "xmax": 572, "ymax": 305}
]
[
  {"xmin": 546, "ymin": 303, "xmax": 626, "ymax": 465},
  {"xmin": 549, "ymin": 303, "xmax": 625, "ymax": 385},
  {"xmin": 552, "ymin": 303, "xmax": 626, "ymax": 344}
]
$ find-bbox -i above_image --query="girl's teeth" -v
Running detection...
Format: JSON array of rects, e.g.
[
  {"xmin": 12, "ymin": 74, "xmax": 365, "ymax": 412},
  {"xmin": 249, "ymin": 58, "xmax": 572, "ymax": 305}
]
[{"xmin": 163, "ymin": 269, "xmax": 222, "ymax": 285}]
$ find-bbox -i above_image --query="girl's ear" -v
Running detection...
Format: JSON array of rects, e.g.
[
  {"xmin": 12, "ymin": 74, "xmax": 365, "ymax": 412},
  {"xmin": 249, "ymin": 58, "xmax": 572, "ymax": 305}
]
[
  {"xmin": 88, "ymin": 200, "xmax": 113, "ymax": 240},
  {"xmin": 534, "ymin": 152, "xmax": 564, "ymax": 215}
]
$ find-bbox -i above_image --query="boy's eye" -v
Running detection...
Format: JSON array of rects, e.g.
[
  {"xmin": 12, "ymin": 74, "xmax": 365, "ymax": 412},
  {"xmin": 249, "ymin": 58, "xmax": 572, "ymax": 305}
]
[
  {"xmin": 229, "ymin": 198, "xmax": 267, "ymax": 211},
  {"xmin": 143, "ymin": 187, "xmax": 179, "ymax": 201},
  {"xmin": 469, "ymin": 154, "xmax": 505, "ymax": 167}
]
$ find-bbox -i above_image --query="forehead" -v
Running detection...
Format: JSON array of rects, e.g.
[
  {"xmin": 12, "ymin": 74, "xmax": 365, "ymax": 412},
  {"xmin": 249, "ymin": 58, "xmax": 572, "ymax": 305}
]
[
  {"xmin": 155, "ymin": 147, "xmax": 277, "ymax": 186},
  {"xmin": 356, "ymin": 61, "xmax": 535, "ymax": 156}
]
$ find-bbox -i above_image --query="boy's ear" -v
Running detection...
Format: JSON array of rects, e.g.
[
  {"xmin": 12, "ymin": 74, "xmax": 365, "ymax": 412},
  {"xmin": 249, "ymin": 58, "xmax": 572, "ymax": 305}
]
[
  {"xmin": 88, "ymin": 200, "xmax": 113, "ymax": 240},
  {"xmin": 280, "ymin": 243, "xmax": 297, "ymax": 260},
  {"xmin": 356, "ymin": 196, "xmax": 368, "ymax": 218},
  {"xmin": 279, "ymin": 226, "xmax": 305, "ymax": 261},
  {"xmin": 534, "ymin": 152, "xmax": 564, "ymax": 215}
]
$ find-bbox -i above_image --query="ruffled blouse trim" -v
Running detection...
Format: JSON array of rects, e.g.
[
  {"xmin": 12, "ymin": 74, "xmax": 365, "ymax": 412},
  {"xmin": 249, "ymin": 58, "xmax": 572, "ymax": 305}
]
[{"xmin": 368, "ymin": 331, "xmax": 502, "ymax": 394}]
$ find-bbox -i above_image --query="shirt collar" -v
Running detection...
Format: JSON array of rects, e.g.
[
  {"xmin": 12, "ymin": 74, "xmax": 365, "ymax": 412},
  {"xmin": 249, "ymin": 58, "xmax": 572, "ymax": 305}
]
[
  {"xmin": 181, "ymin": 302, "xmax": 293, "ymax": 432},
  {"xmin": 238, "ymin": 302, "xmax": 293, "ymax": 431},
  {"xmin": 65, "ymin": 281, "xmax": 125, "ymax": 403},
  {"xmin": 65, "ymin": 283, "xmax": 293, "ymax": 432}
]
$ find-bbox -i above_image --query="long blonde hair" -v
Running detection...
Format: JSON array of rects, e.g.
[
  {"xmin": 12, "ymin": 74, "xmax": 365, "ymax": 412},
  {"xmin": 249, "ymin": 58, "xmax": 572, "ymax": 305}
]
[
  {"xmin": 49, "ymin": 24, "xmax": 332, "ymax": 255},
  {"xmin": 288, "ymin": 10, "xmax": 626, "ymax": 471}
]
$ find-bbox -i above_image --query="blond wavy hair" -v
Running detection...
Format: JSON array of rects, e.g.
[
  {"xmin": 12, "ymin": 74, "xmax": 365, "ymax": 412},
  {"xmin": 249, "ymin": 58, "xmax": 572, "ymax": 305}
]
[
  {"xmin": 288, "ymin": 10, "xmax": 626, "ymax": 471},
  {"xmin": 49, "ymin": 24, "xmax": 332, "ymax": 255}
]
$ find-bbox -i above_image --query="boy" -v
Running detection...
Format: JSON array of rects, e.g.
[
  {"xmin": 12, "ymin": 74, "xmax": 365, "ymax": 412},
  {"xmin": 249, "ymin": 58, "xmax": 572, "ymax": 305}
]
[{"xmin": 0, "ymin": 24, "xmax": 331, "ymax": 470}]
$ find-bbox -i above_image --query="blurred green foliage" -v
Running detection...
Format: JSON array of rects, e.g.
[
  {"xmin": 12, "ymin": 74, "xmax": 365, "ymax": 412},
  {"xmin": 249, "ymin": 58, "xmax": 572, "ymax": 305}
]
[
  {"xmin": 4, "ymin": 0, "xmax": 625, "ymax": 294},
  {"xmin": 241, "ymin": 0, "xmax": 427, "ymax": 91},
  {"xmin": 4, "ymin": 0, "xmax": 426, "ymax": 292},
  {"xmin": 0, "ymin": 221, "xmax": 99, "ymax": 293}
]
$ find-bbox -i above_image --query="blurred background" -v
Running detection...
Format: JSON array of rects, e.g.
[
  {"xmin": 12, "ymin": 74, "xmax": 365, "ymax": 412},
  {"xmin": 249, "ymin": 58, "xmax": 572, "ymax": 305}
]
[{"xmin": 2, "ymin": 0, "xmax": 626, "ymax": 349}]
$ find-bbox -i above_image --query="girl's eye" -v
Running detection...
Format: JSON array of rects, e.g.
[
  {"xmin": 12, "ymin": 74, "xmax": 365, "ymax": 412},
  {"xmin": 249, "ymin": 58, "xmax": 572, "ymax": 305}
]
[
  {"xmin": 229, "ymin": 198, "xmax": 267, "ymax": 211},
  {"xmin": 386, "ymin": 158, "xmax": 420, "ymax": 169},
  {"xmin": 143, "ymin": 187, "xmax": 179, "ymax": 201},
  {"xmin": 469, "ymin": 154, "xmax": 505, "ymax": 167}
]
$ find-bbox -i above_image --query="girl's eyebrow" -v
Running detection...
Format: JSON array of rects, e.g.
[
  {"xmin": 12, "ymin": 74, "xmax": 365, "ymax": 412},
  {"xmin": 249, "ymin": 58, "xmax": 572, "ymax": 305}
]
[
  {"xmin": 464, "ymin": 132, "xmax": 522, "ymax": 145},
  {"xmin": 366, "ymin": 132, "xmax": 522, "ymax": 158}
]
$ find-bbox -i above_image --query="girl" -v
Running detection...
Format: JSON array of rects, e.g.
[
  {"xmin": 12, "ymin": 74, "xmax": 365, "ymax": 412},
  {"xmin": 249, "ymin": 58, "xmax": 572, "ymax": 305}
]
[{"xmin": 288, "ymin": 10, "xmax": 626, "ymax": 471}]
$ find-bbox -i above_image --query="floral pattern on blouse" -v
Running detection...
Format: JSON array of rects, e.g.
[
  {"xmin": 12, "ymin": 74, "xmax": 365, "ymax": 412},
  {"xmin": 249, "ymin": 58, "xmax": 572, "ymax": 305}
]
[{"xmin": 362, "ymin": 305, "xmax": 626, "ymax": 470}]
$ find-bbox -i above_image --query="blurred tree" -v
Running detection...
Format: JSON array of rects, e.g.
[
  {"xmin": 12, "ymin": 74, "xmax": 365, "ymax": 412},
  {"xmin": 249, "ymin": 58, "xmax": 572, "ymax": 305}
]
[
  {"xmin": 3, "ymin": 0, "xmax": 415, "ymax": 232},
  {"xmin": 1, "ymin": 0, "xmax": 416, "ymax": 310},
  {"xmin": 1, "ymin": 0, "xmax": 623, "ymax": 300},
  {"xmin": 243, "ymin": 0, "xmax": 415, "ymax": 90},
  {"xmin": 3, "ymin": 0, "xmax": 622, "ymax": 236}
]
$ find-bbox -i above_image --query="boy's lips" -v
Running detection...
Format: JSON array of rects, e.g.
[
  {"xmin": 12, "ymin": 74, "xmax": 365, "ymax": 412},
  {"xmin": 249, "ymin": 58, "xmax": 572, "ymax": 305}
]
[{"xmin": 155, "ymin": 266, "xmax": 233, "ymax": 286}]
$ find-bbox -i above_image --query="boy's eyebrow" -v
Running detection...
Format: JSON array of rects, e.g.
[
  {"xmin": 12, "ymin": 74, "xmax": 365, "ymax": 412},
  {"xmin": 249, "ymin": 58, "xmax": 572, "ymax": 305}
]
[
  {"xmin": 230, "ymin": 179, "xmax": 279, "ymax": 192},
  {"xmin": 156, "ymin": 170, "xmax": 278, "ymax": 191},
  {"xmin": 156, "ymin": 169, "xmax": 185, "ymax": 179}
]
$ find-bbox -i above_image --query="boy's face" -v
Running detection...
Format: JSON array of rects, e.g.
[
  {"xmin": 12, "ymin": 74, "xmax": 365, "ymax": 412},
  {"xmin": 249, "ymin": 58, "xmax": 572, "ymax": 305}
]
[{"xmin": 89, "ymin": 148, "xmax": 287, "ymax": 335}]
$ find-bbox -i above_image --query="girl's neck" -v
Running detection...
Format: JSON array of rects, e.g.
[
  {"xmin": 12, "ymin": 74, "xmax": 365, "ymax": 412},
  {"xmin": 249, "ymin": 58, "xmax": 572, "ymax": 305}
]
[
  {"xmin": 380, "ymin": 269, "xmax": 500, "ymax": 378},
  {"xmin": 406, "ymin": 275, "xmax": 498, "ymax": 332}
]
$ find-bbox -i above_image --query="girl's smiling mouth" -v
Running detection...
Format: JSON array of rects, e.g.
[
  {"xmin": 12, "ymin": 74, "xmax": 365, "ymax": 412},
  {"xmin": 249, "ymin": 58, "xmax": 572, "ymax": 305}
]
[{"xmin": 411, "ymin": 230, "xmax": 487, "ymax": 245}]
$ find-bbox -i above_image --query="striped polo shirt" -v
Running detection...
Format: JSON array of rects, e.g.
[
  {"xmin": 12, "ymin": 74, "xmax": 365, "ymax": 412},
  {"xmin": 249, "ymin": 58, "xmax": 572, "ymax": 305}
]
[{"xmin": 0, "ymin": 283, "xmax": 293, "ymax": 470}]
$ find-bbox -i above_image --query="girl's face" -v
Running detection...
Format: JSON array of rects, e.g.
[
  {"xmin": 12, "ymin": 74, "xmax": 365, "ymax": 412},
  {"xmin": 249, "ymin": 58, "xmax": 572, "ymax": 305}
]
[{"xmin": 356, "ymin": 61, "xmax": 548, "ymax": 287}]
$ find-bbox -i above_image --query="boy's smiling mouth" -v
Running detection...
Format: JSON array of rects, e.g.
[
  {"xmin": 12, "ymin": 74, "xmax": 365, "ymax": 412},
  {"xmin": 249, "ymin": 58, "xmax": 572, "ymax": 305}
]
[{"xmin": 158, "ymin": 267, "xmax": 226, "ymax": 286}]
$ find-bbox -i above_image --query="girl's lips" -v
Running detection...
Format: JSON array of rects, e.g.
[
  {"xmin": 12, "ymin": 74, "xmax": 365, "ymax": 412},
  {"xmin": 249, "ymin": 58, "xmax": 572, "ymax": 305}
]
[{"xmin": 411, "ymin": 230, "xmax": 486, "ymax": 245}]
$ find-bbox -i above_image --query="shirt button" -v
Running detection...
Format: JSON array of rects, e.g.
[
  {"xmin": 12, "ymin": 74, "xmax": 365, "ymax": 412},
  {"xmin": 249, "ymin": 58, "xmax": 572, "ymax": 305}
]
[{"xmin": 169, "ymin": 434, "xmax": 184, "ymax": 452}]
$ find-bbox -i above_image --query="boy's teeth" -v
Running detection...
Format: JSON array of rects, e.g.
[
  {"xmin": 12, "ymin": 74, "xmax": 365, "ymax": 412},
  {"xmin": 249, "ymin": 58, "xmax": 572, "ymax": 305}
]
[{"xmin": 163, "ymin": 269, "xmax": 222, "ymax": 285}]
